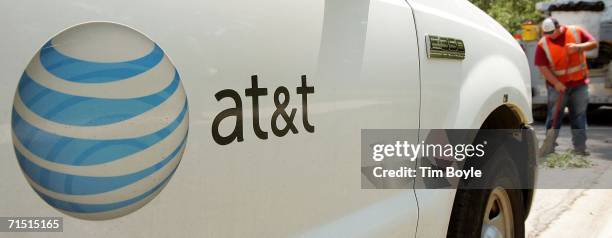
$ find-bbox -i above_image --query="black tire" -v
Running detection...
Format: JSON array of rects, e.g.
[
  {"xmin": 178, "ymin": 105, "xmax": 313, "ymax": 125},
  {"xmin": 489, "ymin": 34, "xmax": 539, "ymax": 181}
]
[{"xmin": 446, "ymin": 144, "xmax": 526, "ymax": 238}]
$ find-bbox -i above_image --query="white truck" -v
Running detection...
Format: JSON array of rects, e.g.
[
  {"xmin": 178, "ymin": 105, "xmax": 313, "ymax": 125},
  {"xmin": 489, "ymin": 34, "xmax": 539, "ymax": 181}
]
[{"xmin": 0, "ymin": 0, "xmax": 536, "ymax": 237}]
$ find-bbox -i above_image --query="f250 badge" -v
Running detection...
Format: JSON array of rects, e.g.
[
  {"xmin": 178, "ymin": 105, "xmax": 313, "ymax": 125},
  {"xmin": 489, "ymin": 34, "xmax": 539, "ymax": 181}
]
[
  {"xmin": 211, "ymin": 75, "xmax": 315, "ymax": 145},
  {"xmin": 425, "ymin": 35, "xmax": 465, "ymax": 60}
]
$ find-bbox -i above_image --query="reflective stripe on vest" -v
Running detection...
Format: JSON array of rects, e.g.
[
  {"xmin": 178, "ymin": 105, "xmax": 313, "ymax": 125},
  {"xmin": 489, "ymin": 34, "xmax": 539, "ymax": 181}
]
[
  {"xmin": 540, "ymin": 38, "xmax": 553, "ymax": 66},
  {"xmin": 568, "ymin": 26, "xmax": 580, "ymax": 43},
  {"xmin": 553, "ymin": 62, "xmax": 588, "ymax": 75}
]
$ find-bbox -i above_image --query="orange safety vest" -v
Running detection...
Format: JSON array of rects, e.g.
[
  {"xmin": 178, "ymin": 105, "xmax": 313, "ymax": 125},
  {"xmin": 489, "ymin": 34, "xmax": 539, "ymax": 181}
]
[{"xmin": 538, "ymin": 25, "xmax": 589, "ymax": 84}]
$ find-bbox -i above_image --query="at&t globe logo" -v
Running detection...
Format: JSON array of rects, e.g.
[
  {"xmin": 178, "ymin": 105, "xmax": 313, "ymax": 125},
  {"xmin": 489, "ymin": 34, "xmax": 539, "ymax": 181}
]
[{"xmin": 11, "ymin": 22, "xmax": 189, "ymax": 220}]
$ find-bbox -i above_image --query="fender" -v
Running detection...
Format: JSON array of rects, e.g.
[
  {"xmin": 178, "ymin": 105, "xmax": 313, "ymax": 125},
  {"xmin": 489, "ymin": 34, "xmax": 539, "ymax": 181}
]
[{"xmin": 455, "ymin": 54, "xmax": 532, "ymax": 129}]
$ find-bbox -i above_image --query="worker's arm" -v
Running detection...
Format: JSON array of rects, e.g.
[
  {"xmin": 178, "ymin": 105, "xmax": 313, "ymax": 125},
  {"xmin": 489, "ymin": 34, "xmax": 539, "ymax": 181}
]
[
  {"xmin": 579, "ymin": 40, "xmax": 598, "ymax": 51},
  {"xmin": 568, "ymin": 27, "xmax": 598, "ymax": 53},
  {"xmin": 568, "ymin": 40, "xmax": 598, "ymax": 53},
  {"xmin": 538, "ymin": 66, "xmax": 566, "ymax": 92}
]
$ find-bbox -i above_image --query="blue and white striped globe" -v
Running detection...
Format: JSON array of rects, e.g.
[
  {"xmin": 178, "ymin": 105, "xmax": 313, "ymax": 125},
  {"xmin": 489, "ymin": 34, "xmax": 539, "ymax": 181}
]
[{"xmin": 11, "ymin": 22, "xmax": 189, "ymax": 220}]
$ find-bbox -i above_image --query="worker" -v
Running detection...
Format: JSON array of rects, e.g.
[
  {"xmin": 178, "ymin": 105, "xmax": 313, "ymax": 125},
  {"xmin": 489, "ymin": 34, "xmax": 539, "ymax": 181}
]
[{"xmin": 536, "ymin": 17, "xmax": 598, "ymax": 157}]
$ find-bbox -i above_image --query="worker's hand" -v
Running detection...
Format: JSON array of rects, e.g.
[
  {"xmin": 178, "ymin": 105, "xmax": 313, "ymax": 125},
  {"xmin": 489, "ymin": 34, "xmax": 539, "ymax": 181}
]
[
  {"xmin": 553, "ymin": 81, "xmax": 567, "ymax": 93},
  {"xmin": 567, "ymin": 43, "xmax": 582, "ymax": 54}
]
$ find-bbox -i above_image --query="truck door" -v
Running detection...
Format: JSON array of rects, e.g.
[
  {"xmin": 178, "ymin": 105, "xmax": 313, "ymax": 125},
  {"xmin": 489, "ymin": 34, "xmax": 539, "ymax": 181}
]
[
  {"xmin": 0, "ymin": 0, "xmax": 421, "ymax": 237},
  {"xmin": 299, "ymin": 0, "xmax": 421, "ymax": 236}
]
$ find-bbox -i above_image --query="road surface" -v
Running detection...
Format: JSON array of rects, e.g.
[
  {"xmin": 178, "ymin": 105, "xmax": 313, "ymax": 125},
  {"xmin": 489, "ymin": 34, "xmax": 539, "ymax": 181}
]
[{"xmin": 526, "ymin": 107, "xmax": 612, "ymax": 238}]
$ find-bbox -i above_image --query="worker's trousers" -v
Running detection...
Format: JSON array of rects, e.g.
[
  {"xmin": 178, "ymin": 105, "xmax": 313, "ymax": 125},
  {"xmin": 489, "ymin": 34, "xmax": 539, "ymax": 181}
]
[{"xmin": 544, "ymin": 84, "xmax": 588, "ymax": 151}]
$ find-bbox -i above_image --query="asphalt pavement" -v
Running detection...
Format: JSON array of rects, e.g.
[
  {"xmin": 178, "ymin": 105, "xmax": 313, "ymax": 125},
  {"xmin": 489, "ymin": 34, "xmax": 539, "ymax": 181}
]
[{"xmin": 525, "ymin": 106, "xmax": 612, "ymax": 238}]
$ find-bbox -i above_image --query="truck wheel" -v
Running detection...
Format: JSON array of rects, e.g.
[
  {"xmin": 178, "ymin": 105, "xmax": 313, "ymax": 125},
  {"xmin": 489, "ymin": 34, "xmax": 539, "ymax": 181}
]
[{"xmin": 446, "ymin": 147, "xmax": 526, "ymax": 238}]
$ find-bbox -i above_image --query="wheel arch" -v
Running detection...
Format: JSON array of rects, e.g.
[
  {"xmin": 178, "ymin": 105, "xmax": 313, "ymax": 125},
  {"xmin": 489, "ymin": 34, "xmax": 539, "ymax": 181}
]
[{"xmin": 480, "ymin": 104, "xmax": 536, "ymax": 220}]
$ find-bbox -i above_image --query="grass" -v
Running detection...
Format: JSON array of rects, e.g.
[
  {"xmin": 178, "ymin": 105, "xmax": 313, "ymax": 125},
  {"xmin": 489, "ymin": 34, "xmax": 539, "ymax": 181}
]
[{"xmin": 543, "ymin": 151, "xmax": 593, "ymax": 169}]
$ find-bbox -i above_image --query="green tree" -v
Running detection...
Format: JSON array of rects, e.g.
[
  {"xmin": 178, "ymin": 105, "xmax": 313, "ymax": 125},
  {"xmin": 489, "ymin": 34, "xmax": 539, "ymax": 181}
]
[{"xmin": 470, "ymin": 0, "xmax": 546, "ymax": 33}]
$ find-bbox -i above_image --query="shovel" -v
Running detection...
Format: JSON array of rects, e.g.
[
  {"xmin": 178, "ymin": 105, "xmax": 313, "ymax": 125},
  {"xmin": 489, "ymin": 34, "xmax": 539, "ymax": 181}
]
[{"xmin": 538, "ymin": 91, "xmax": 564, "ymax": 158}]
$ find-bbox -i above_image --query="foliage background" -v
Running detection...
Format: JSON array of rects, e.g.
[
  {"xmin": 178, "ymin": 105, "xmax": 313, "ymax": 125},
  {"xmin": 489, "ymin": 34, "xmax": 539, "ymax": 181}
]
[{"xmin": 469, "ymin": 0, "xmax": 549, "ymax": 33}]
